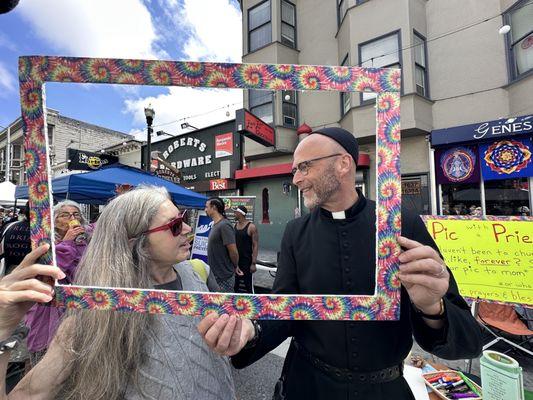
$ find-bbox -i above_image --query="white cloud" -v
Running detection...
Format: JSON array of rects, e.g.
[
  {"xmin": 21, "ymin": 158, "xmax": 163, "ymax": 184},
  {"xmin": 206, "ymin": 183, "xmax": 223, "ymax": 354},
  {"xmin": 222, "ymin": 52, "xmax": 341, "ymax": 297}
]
[
  {"xmin": 17, "ymin": 0, "xmax": 164, "ymax": 59},
  {"xmin": 123, "ymin": 86, "xmax": 243, "ymax": 136},
  {"xmin": 0, "ymin": 62, "xmax": 16, "ymax": 97},
  {"xmin": 123, "ymin": 0, "xmax": 243, "ymax": 132},
  {"xmin": 17, "ymin": 0, "xmax": 244, "ymax": 134},
  {"xmin": 180, "ymin": 0, "xmax": 242, "ymax": 62}
]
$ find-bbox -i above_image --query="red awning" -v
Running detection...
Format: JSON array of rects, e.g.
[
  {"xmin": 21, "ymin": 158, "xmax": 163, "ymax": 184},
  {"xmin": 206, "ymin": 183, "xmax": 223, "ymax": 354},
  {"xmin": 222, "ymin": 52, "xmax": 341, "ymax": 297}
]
[{"xmin": 235, "ymin": 163, "xmax": 292, "ymax": 179}]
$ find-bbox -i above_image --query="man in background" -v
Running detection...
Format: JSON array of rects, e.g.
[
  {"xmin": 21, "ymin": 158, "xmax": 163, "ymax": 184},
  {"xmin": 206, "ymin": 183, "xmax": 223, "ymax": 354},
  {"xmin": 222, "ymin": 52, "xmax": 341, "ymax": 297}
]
[
  {"xmin": 233, "ymin": 205, "xmax": 258, "ymax": 293},
  {"xmin": 205, "ymin": 197, "xmax": 243, "ymax": 292}
]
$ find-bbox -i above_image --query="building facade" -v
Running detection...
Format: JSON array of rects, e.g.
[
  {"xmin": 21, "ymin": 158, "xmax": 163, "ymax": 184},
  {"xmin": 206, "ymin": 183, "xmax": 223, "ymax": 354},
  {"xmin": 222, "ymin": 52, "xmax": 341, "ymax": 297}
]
[
  {"xmin": 238, "ymin": 0, "xmax": 533, "ymax": 250},
  {"xmin": 146, "ymin": 120, "xmax": 242, "ymax": 195},
  {"xmin": 0, "ymin": 109, "xmax": 130, "ymax": 184}
]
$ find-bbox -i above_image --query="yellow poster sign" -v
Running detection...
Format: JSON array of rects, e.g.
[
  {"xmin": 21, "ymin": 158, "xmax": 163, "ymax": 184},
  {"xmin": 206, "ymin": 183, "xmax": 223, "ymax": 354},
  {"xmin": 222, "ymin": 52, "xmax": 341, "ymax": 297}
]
[{"xmin": 422, "ymin": 217, "xmax": 533, "ymax": 306}]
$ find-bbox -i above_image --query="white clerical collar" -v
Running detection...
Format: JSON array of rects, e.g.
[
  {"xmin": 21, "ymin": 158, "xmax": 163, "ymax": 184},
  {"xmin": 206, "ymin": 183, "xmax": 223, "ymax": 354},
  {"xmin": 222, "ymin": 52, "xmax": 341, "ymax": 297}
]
[{"xmin": 331, "ymin": 211, "xmax": 346, "ymax": 220}]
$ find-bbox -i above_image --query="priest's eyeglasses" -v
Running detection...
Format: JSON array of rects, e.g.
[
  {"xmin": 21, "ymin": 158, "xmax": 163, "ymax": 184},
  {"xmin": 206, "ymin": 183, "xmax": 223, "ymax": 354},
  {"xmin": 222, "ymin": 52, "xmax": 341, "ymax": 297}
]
[{"xmin": 291, "ymin": 153, "xmax": 342, "ymax": 176}]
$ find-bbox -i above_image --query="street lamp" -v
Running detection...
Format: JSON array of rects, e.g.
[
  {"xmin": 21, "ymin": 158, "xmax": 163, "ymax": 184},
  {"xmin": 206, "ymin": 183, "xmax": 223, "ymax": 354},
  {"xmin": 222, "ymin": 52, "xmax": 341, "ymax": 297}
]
[
  {"xmin": 144, "ymin": 104, "xmax": 155, "ymax": 171},
  {"xmin": 156, "ymin": 130, "xmax": 174, "ymax": 137},
  {"xmin": 181, "ymin": 122, "xmax": 198, "ymax": 130}
]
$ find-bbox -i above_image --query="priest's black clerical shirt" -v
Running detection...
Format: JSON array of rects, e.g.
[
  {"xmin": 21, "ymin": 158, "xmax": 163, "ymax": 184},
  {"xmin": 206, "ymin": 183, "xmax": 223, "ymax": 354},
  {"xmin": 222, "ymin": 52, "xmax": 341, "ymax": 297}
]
[{"xmin": 232, "ymin": 192, "xmax": 482, "ymax": 400}]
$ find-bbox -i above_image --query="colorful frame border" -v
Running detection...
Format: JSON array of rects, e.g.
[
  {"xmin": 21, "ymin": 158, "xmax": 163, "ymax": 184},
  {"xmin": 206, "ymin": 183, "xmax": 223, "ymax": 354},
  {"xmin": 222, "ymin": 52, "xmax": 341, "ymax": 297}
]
[
  {"xmin": 420, "ymin": 215, "xmax": 533, "ymax": 307},
  {"xmin": 20, "ymin": 56, "xmax": 401, "ymax": 320}
]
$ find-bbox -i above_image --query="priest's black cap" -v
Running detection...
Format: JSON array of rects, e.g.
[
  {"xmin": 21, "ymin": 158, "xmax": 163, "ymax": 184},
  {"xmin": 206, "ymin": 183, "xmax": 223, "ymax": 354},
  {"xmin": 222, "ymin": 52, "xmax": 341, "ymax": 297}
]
[{"xmin": 312, "ymin": 127, "xmax": 359, "ymax": 166}]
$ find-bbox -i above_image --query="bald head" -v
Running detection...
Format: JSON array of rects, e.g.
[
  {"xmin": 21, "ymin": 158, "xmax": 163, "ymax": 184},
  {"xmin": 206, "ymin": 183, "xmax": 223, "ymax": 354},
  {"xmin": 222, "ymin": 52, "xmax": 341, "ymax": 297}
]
[
  {"xmin": 295, "ymin": 134, "xmax": 343, "ymax": 158},
  {"xmin": 295, "ymin": 134, "xmax": 357, "ymax": 176}
]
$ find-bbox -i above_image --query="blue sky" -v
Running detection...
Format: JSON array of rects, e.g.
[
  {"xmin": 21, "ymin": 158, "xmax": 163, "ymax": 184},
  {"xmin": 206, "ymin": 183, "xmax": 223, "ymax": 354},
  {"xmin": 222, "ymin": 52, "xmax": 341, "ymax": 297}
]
[{"xmin": 0, "ymin": 0, "xmax": 243, "ymax": 140}]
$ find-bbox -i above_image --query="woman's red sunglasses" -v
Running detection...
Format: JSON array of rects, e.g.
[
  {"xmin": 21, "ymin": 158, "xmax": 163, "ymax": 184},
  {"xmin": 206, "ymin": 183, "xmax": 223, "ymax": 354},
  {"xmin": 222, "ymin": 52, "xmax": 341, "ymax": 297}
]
[{"xmin": 143, "ymin": 210, "xmax": 188, "ymax": 236}]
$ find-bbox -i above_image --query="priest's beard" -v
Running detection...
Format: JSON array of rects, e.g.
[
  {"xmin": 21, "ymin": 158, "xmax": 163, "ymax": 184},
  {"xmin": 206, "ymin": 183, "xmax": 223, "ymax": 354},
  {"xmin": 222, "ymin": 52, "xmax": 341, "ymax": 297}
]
[{"xmin": 303, "ymin": 164, "xmax": 341, "ymax": 209}]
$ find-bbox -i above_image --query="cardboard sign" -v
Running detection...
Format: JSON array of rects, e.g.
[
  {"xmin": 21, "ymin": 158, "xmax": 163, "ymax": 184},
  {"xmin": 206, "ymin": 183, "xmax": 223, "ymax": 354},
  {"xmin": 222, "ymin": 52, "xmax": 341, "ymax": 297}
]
[{"xmin": 422, "ymin": 216, "xmax": 533, "ymax": 305}]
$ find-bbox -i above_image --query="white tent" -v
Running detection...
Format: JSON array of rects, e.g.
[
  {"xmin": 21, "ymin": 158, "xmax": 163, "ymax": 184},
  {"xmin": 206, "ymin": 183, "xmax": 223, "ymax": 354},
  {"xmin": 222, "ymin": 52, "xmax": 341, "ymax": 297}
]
[{"xmin": 0, "ymin": 181, "xmax": 26, "ymax": 207}]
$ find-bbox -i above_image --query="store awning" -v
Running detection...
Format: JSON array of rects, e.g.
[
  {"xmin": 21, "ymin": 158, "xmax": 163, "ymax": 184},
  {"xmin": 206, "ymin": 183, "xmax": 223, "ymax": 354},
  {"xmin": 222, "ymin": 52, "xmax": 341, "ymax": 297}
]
[
  {"xmin": 431, "ymin": 115, "xmax": 533, "ymax": 147},
  {"xmin": 15, "ymin": 164, "xmax": 207, "ymax": 208},
  {"xmin": 235, "ymin": 163, "xmax": 292, "ymax": 180}
]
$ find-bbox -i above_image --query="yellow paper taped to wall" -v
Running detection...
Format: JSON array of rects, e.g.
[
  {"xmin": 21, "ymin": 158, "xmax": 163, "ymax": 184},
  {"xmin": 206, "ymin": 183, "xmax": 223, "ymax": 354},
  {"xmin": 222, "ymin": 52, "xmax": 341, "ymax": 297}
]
[{"xmin": 422, "ymin": 218, "xmax": 533, "ymax": 306}]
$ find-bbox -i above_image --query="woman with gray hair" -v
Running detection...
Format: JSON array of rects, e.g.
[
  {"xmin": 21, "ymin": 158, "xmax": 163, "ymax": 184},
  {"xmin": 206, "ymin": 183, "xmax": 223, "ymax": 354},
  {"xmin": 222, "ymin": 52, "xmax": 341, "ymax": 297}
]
[
  {"xmin": 52, "ymin": 200, "xmax": 88, "ymax": 243},
  {"xmin": 24, "ymin": 199, "xmax": 93, "ymax": 366},
  {"xmin": 0, "ymin": 186, "xmax": 236, "ymax": 399}
]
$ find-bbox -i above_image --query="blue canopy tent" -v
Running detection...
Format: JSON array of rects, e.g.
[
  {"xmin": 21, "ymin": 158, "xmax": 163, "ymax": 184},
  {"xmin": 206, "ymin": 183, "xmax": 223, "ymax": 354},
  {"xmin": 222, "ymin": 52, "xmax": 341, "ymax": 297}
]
[{"xmin": 15, "ymin": 164, "xmax": 207, "ymax": 208}]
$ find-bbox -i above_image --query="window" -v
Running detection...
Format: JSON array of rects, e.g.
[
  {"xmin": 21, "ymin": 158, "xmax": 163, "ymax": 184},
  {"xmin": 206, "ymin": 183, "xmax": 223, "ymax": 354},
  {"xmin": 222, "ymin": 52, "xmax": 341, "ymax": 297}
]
[
  {"xmin": 337, "ymin": 0, "xmax": 368, "ymax": 27},
  {"xmin": 282, "ymin": 90, "xmax": 297, "ymax": 127},
  {"xmin": 340, "ymin": 54, "xmax": 351, "ymax": 116},
  {"xmin": 413, "ymin": 32, "xmax": 428, "ymax": 97},
  {"xmin": 485, "ymin": 177, "xmax": 530, "ymax": 216},
  {"xmin": 441, "ymin": 182, "xmax": 481, "ymax": 215},
  {"xmin": 401, "ymin": 174, "xmax": 430, "ymax": 215},
  {"xmin": 248, "ymin": 0, "xmax": 271, "ymax": 52},
  {"xmin": 359, "ymin": 31, "xmax": 401, "ymax": 102},
  {"xmin": 11, "ymin": 144, "xmax": 21, "ymax": 168},
  {"xmin": 505, "ymin": 0, "xmax": 533, "ymax": 79},
  {"xmin": 47, "ymin": 124, "xmax": 54, "ymax": 145},
  {"xmin": 249, "ymin": 89, "xmax": 273, "ymax": 124},
  {"xmin": 281, "ymin": 0, "xmax": 296, "ymax": 48}
]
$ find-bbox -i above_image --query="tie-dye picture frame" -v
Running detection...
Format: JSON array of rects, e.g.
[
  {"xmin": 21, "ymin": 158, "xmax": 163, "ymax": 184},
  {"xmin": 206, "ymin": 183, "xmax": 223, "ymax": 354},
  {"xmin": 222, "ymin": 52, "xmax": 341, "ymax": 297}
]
[{"xmin": 20, "ymin": 56, "xmax": 401, "ymax": 320}]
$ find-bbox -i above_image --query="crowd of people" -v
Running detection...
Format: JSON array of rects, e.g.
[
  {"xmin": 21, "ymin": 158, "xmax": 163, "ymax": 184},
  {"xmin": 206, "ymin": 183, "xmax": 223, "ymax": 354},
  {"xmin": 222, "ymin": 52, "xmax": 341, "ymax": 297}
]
[{"xmin": 0, "ymin": 128, "xmax": 484, "ymax": 399}]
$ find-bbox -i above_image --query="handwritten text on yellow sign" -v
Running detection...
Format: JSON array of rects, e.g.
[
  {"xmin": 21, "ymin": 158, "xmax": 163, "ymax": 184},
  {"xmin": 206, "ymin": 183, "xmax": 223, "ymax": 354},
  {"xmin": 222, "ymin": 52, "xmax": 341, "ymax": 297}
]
[{"xmin": 425, "ymin": 219, "xmax": 532, "ymax": 305}]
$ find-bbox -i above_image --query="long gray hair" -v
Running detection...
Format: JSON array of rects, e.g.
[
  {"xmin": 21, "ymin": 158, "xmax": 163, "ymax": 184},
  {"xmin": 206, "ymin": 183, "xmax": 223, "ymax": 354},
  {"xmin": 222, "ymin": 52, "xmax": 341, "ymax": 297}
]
[{"xmin": 57, "ymin": 186, "xmax": 171, "ymax": 400}]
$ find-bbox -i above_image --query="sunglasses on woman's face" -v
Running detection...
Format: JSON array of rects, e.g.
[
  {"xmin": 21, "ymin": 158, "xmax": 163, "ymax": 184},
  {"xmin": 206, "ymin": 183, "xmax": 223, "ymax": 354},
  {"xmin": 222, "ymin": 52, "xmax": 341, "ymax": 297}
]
[{"xmin": 143, "ymin": 210, "xmax": 187, "ymax": 237}]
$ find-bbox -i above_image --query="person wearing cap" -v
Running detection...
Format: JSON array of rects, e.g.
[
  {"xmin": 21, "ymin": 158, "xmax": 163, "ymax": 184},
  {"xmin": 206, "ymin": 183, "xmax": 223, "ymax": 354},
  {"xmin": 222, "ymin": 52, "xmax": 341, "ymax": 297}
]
[
  {"xmin": 233, "ymin": 205, "xmax": 259, "ymax": 293},
  {"xmin": 198, "ymin": 127, "xmax": 482, "ymax": 400}
]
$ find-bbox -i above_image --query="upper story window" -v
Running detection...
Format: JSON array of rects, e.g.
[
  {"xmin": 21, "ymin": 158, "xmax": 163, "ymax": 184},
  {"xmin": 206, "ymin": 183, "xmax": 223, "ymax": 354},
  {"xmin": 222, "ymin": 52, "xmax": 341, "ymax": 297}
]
[
  {"xmin": 282, "ymin": 90, "xmax": 298, "ymax": 128},
  {"xmin": 249, "ymin": 89, "xmax": 273, "ymax": 125},
  {"xmin": 413, "ymin": 32, "xmax": 428, "ymax": 97},
  {"xmin": 248, "ymin": 0, "xmax": 272, "ymax": 53},
  {"xmin": 47, "ymin": 124, "xmax": 54, "ymax": 146},
  {"xmin": 0, "ymin": 148, "xmax": 5, "ymax": 172},
  {"xmin": 281, "ymin": 0, "xmax": 296, "ymax": 48},
  {"xmin": 340, "ymin": 54, "xmax": 351, "ymax": 116},
  {"xmin": 337, "ymin": 0, "xmax": 368, "ymax": 27},
  {"xmin": 358, "ymin": 31, "xmax": 401, "ymax": 102},
  {"xmin": 11, "ymin": 144, "xmax": 22, "ymax": 160},
  {"xmin": 505, "ymin": 0, "xmax": 533, "ymax": 80}
]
